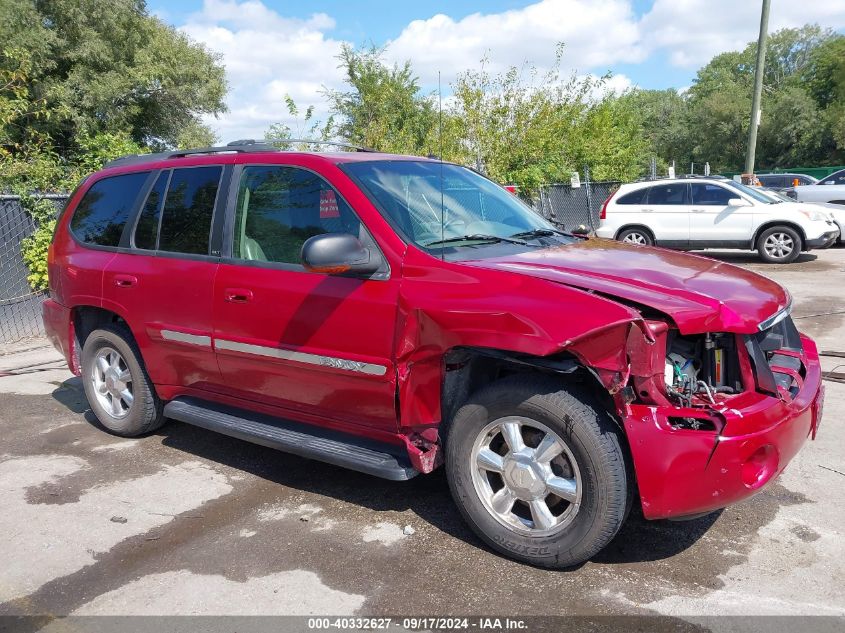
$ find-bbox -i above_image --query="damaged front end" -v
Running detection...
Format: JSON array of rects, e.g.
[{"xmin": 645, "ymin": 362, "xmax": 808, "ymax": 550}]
[{"xmin": 620, "ymin": 308, "xmax": 823, "ymax": 519}]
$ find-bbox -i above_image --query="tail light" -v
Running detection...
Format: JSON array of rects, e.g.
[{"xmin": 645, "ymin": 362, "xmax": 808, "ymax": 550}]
[{"xmin": 600, "ymin": 192, "xmax": 615, "ymax": 220}]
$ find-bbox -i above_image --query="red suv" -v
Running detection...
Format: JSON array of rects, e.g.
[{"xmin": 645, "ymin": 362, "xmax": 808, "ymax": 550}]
[{"xmin": 43, "ymin": 142, "xmax": 824, "ymax": 568}]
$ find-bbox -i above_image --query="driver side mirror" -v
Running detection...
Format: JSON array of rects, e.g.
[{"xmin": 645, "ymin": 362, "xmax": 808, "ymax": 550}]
[
  {"xmin": 728, "ymin": 198, "xmax": 751, "ymax": 207},
  {"xmin": 301, "ymin": 233, "xmax": 381, "ymax": 276}
]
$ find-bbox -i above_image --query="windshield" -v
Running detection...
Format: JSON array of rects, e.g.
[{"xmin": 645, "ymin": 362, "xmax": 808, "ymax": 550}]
[
  {"xmin": 723, "ymin": 180, "xmax": 776, "ymax": 204},
  {"xmin": 342, "ymin": 160, "xmax": 570, "ymax": 252}
]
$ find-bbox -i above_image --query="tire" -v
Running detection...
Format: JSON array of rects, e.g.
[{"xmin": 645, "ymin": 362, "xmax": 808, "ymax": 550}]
[
  {"xmin": 617, "ymin": 227, "xmax": 654, "ymax": 246},
  {"xmin": 81, "ymin": 323, "xmax": 165, "ymax": 437},
  {"xmin": 756, "ymin": 226, "xmax": 802, "ymax": 263},
  {"xmin": 444, "ymin": 375, "xmax": 630, "ymax": 568}
]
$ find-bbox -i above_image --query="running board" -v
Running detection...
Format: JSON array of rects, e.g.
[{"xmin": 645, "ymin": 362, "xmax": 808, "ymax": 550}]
[{"xmin": 164, "ymin": 397, "xmax": 418, "ymax": 481}]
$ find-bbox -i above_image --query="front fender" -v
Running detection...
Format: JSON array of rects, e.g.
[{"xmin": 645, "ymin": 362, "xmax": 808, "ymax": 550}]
[{"xmin": 394, "ymin": 248, "xmax": 645, "ymax": 428}]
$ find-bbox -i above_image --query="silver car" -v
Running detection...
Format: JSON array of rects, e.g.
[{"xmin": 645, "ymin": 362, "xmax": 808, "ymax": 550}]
[{"xmin": 791, "ymin": 169, "xmax": 845, "ymax": 206}]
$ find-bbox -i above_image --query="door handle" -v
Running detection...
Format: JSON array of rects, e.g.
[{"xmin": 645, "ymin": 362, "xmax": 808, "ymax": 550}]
[
  {"xmin": 691, "ymin": 209, "xmax": 707, "ymax": 213},
  {"xmin": 113, "ymin": 274, "xmax": 138, "ymax": 287},
  {"xmin": 225, "ymin": 288, "xmax": 254, "ymax": 303},
  {"xmin": 642, "ymin": 208, "xmax": 654, "ymax": 213}
]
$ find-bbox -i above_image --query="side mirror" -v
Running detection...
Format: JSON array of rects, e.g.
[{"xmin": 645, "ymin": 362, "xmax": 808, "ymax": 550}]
[
  {"xmin": 728, "ymin": 198, "xmax": 751, "ymax": 207},
  {"xmin": 301, "ymin": 233, "xmax": 380, "ymax": 276}
]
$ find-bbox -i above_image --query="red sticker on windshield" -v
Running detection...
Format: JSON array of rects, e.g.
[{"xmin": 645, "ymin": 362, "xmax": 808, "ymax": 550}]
[{"xmin": 320, "ymin": 190, "xmax": 340, "ymax": 218}]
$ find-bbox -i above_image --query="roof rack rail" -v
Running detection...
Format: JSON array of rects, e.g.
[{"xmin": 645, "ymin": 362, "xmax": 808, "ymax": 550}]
[
  {"xmin": 253, "ymin": 138, "xmax": 376, "ymax": 153},
  {"xmin": 105, "ymin": 138, "xmax": 376, "ymax": 168},
  {"xmin": 676, "ymin": 174, "xmax": 728, "ymax": 180},
  {"xmin": 105, "ymin": 142, "xmax": 278, "ymax": 168}
]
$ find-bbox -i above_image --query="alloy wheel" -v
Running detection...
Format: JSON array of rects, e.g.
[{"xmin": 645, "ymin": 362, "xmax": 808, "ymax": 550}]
[
  {"xmin": 470, "ymin": 416, "xmax": 582, "ymax": 537},
  {"xmin": 763, "ymin": 232, "xmax": 795, "ymax": 260},
  {"xmin": 91, "ymin": 347, "xmax": 134, "ymax": 419},
  {"xmin": 622, "ymin": 232, "xmax": 648, "ymax": 245}
]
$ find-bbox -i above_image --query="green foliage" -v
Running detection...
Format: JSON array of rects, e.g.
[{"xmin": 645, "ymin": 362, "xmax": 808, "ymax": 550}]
[
  {"xmin": 0, "ymin": 0, "xmax": 226, "ymax": 151},
  {"xmin": 0, "ymin": 0, "xmax": 227, "ymax": 291},
  {"xmin": 21, "ymin": 220, "xmax": 56, "ymax": 291},
  {"xmin": 627, "ymin": 25, "xmax": 845, "ymax": 172},
  {"xmin": 325, "ymin": 45, "xmax": 437, "ymax": 155},
  {"xmin": 307, "ymin": 44, "xmax": 648, "ymax": 192}
]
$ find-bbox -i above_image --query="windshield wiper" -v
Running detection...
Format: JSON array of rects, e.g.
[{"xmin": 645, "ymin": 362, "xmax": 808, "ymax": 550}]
[
  {"xmin": 509, "ymin": 228, "xmax": 566, "ymax": 239},
  {"xmin": 424, "ymin": 233, "xmax": 529, "ymax": 247}
]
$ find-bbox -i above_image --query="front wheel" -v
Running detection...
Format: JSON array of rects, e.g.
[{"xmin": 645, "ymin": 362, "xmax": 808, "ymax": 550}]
[
  {"xmin": 445, "ymin": 375, "xmax": 631, "ymax": 568},
  {"xmin": 757, "ymin": 226, "xmax": 802, "ymax": 263}
]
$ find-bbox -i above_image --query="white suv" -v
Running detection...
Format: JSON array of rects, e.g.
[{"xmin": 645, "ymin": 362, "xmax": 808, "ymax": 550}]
[{"xmin": 595, "ymin": 177, "xmax": 840, "ymax": 263}]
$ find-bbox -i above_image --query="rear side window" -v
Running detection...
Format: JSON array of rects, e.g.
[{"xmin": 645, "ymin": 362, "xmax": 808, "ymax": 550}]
[
  {"xmin": 133, "ymin": 171, "xmax": 169, "ymax": 250},
  {"xmin": 158, "ymin": 167, "xmax": 222, "ymax": 255},
  {"xmin": 647, "ymin": 184, "xmax": 688, "ymax": 205},
  {"xmin": 232, "ymin": 165, "xmax": 361, "ymax": 265},
  {"xmin": 690, "ymin": 183, "xmax": 734, "ymax": 206},
  {"xmin": 70, "ymin": 172, "xmax": 149, "ymax": 246},
  {"xmin": 820, "ymin": 170, "xmax": 845, "ymax": 185},
  {"xmin": 758, "ymin": 175, "xmax": 784, "ymax": 187},
  {"xmin": 615, "ymin": 188, "xmax": 647, "ymax": 205}
]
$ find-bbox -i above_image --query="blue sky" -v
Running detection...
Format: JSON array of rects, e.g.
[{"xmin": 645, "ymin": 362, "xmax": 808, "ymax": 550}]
[{"xmin": 146, "ymin": 0, "xmax": 845, "ymax": 140}]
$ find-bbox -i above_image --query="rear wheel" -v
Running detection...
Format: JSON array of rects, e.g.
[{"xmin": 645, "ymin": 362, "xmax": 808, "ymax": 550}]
[
  {"xmin": 756, "ymin": 226, "xmax": 801, "ymax": 263},
  {"xmin": 617, "ymin": 227, "xmax": 654, "ymax": 246},
  {"xmin": 445, "ymin": 375, "xmax": 630, "ymax": 568},
  {"xmin": 81, "ymin": 324, "xmax": 165, "ymax": 436}
]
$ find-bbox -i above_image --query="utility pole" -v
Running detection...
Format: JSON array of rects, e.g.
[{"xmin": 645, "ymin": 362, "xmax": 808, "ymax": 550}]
[{"xmin": 743, "ymin": 0, "xmax": 771, "ymax": 182}]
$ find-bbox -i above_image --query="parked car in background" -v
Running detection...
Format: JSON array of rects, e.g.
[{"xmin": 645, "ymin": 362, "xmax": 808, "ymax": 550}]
[
  {"xmin": 757, "ymin": 172, "xmax": 818, "ymax": 193},
  {"xmin": 788, "ymin": 169, "xmax": 845, "ymax": 205},
  {"xmin": 42, "ymin": 142, "xmax": 824, "ymax": 568},
  {"xmin": 596, "ymin": 176, "xmax": 839, "ymax": 263},
  {"xmin": 756, "ymin": 188, "xmax": 843, "ymax": 246}
]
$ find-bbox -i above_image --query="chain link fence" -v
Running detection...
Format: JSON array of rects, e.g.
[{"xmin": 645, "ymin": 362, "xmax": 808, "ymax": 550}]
[
  {"xmin": 531, "ymin": 180, "xmax": 622, "ymax": 232},
  {"xmin": 0, "ymin": 195, "xmax": 67, "ymax": 346}
]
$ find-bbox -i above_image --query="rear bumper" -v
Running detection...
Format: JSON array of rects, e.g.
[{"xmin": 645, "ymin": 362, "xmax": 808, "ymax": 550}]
[
  {"xmin": 625, "ymin": 335, "xmax": 823, "ymax": 520},
  {"xmin": 42, "ymin": 298, "xmax": 77, "ymax": 374}
]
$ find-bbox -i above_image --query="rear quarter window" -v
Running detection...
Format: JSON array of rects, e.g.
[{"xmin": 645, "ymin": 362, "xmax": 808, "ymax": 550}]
[
  {"xmin": 615, "ymin": 188, "xmax": 647, "ymax": 205},
  {"xmin": 69, "ymin": 172, "xmax": 150, "ymax": 247}
]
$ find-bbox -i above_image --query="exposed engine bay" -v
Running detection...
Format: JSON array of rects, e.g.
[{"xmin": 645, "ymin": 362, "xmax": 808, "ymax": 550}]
[{"xmin": 663, "ymin": 331, "xmax": 742, "ymax": 408}]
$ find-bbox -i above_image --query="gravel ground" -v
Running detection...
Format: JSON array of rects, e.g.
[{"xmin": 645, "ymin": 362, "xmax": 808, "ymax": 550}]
[{"xmin": 0, "ymin": 247, "xmax": 843, "ymax": 631}]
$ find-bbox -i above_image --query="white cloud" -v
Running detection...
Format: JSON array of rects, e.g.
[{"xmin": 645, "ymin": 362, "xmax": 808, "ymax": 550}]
[
  {"xmin": 384, "ymin": 0, "xmax": 644, "ymax": 86},
  {"xmin": 175, "ymin": 0, "xmax": 845, "ymax": 142},
  {"xmin": 179, "ymin": 0, "xmax": 348, "ymax": 141},
  {"xmin": 640, "ymin": 0, "xmax": 845, "ymax": 68}
]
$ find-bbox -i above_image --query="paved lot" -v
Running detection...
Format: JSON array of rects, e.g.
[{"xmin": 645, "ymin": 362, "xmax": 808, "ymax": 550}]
[{"xmin": 0, "ymin": 247, "xmax": 843, "ymax": 625}]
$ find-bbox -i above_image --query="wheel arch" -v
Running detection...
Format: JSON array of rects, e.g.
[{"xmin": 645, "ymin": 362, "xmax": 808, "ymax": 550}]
[
  {"xmin": 614, "ymin": 224, "xmax": 655, "ymax": 242},
  {"xmin": 70, "ymin": 305, "xmax": 135, "ymax": 374},
  {"xmin": 440, "ymin": 347, "xmax": 617, "ymax": 439},
  {"xmin": 752, "ymin": 221, "xmax": 806, "ymax": 249}
]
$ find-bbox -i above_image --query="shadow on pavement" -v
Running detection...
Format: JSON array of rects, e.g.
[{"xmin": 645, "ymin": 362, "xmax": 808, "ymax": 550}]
[{"xmin": 688, "ymin": 250, "xmax": 818, "ymax": 265}]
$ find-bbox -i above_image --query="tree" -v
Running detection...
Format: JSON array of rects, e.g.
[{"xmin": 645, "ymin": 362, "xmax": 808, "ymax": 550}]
[
  {"xmin": 802, "ymin": 36, "xmax": 845, "ymax": 154},
  {"xmin": 0, "ymin": 0, "xmax": 226, "ymax": 155},
  {"xmin": 447, "ymin": 49, "xmax": 648, "ymax": 190},
  {"xmin": 632, "ymin": 25, "xmax": 845, "ymax": 171},
  {"xmin": 0, "ymin": 0, "xmax": 228, "ymax": 290},
  {"xmin": 325, "ymin": 45, "xmax": 437, "ymax": 154},
  {"xmin": 617, "ymin": 88, "xmax": 691, "ymax": 170}
]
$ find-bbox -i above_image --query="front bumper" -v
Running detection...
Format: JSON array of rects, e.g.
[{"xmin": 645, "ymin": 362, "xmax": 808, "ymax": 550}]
[
  {"xmin": 624, "ymin": 334, "xmax": 823, "ymax": 520},
  {"xmin": 806, "ymin": 229, "xmax": 840, "ymax": 249}
]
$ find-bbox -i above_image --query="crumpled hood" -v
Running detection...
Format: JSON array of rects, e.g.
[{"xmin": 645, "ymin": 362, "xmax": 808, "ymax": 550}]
[{"xmin": 463, "ymin": 238, "xmax": 789, "ymax": 334}]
